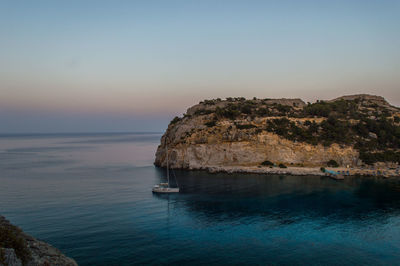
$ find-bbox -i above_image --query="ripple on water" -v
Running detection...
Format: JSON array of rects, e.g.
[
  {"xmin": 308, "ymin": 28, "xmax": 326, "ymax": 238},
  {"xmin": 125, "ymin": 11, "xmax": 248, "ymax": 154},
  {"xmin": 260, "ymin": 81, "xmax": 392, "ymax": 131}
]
[{"xmin": 1, "ymin": 134, "xmax": 400, "ymax": 265}]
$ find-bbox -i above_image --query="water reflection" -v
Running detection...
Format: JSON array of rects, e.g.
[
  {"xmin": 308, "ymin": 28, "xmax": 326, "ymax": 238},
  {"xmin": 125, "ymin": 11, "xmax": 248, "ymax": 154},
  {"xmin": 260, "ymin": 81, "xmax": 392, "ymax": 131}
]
[
  {"xmin": 1, "ymin": 133, "xmax": 399, "ymax": 265},
  {"xmin": 154, "ymin": 168, "xmax": 400, "ymax": 225}
]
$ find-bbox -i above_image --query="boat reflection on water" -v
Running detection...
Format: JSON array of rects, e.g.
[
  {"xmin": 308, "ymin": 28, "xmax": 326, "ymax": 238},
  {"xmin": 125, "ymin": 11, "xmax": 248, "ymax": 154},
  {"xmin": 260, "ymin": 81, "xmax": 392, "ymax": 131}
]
[{"xmin": 152, "ymin": 141, "xmax": 180, "ymax": 193}]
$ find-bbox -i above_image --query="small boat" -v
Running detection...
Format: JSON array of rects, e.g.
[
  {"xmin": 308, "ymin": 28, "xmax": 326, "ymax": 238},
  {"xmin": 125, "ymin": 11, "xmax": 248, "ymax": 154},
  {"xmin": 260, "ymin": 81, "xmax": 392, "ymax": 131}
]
[
  {"xmin": 152, "ymin": 184, "xmax": 180, "ymax": 193},
  {"xmin": 152, "ymin": 142, "xmax": 180, "ymax": 193}
]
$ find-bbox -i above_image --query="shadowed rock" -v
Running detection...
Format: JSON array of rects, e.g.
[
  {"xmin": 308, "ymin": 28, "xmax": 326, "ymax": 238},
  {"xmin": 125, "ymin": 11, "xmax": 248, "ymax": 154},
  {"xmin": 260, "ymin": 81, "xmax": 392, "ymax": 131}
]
[{"xmin": 0, "ymin": 216, "xmax": 77, "ymax": 266}]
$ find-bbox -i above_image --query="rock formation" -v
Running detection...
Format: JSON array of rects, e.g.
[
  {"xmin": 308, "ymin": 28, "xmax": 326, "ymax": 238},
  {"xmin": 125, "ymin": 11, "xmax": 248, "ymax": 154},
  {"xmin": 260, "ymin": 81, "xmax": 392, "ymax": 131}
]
[
  {"xmin": 155, "ymin": 94, "xmax": 400, "ymax": 172},
  {"xmin": 0, "ymin": 216, "xmax": 77, "ymax": 266}
]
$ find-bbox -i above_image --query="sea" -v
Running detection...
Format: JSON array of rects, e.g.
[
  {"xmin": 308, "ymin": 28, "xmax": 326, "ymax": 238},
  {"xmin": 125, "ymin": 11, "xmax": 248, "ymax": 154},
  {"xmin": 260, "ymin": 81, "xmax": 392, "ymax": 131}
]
[{"xmin": 0, "ymin": 133, "xmax": 400, "ymax": 265}]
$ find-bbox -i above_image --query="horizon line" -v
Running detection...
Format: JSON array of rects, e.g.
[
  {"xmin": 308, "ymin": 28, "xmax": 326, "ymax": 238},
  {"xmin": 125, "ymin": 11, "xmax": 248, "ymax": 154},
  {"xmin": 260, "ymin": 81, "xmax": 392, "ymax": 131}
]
[{"xmin": 0, "ymin": 131, "xmax": 164, "ymax": 136}]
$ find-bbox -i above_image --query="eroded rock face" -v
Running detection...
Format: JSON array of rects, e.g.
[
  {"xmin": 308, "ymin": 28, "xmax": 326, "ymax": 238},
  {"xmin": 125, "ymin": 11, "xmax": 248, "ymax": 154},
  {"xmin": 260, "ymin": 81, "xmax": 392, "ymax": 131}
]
[
  {"xmin": 154, "ymin": 97, "xmax": 371, "ymax": 169},
  {"xmin": 155, "ymin": 126, "xmax": 359, "ymax": 169}
]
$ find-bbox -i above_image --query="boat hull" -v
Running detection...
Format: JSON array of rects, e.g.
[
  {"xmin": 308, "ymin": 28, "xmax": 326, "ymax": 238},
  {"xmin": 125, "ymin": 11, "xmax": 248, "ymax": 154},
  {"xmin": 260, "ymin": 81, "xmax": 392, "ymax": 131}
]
[{"xmin": 152, "ymin": 187, "xmax": 180, "ymax": 193}]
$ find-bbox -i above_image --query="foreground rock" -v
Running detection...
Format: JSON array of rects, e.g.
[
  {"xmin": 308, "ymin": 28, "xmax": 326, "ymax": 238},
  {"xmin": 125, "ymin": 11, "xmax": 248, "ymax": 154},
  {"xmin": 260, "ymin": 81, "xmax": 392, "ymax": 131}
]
[
  {"xmin": 155, "ymin": 94, "xmax": 400, "ymax": 176},
  {"xmin": 0, "ymin": 216, "xmax": 77, "ymax": 266}
]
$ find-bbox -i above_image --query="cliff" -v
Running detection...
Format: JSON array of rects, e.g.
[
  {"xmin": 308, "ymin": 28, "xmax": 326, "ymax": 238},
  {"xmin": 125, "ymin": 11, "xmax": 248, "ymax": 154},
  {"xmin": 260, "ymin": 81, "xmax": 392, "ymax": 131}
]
[
  {"xmin": 155, "ymin": 95, "xmax": 400, "ymax": 173},
  {"xmin": 0, "ymin": 216, "xmax": 77, "ymax": 266}
]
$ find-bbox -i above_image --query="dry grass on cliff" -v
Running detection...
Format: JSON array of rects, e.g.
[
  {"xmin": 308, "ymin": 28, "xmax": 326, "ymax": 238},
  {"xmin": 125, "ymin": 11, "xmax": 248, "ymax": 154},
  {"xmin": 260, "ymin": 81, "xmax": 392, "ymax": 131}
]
[{"xmin": 0, "ymin": 217, "xmax": 32, "ymax": 264}]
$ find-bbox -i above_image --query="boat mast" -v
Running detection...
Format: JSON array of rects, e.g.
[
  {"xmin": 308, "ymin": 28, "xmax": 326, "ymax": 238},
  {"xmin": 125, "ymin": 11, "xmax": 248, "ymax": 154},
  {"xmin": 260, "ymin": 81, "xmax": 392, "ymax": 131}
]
[{"xmin": 166, "ymin": 139, "xmax": 170, "ymax": 187}]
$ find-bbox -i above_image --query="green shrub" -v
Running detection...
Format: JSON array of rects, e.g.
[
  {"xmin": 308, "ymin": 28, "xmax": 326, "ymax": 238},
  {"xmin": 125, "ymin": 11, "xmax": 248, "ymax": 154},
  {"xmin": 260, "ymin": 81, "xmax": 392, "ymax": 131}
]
[
  {"xmin": 276, "ymin": 104, "xmax": 292, "ymax": 114},
  {"xmin": 204, "ymin": 121, "xmax": 216, "ymax": 127},
  {"xmin": 215, "ymin": 105, "xmax": 240, "ymax": 120},
  {"xmin": 261, "ymin": 160, "xmax": 274, "ymax": 166},
  {"xmin": 360, "ymin": 150, "xmax": 400, "ymax": 165},
  {"xmin": 0, "ymin": 224, "xmax": 31, "ymax": 264},
  {"xmin": 303, "ymin": 101, "xmax": 332, "ymax": 117},
  {"xmin": 327, "ymin": 160, "xmax": 339, "ymax": 167},
  {"xmin": 194, "ymin": 109, "xmax": 214, "ymax": 115},
  {"xmin": 320, "ymin": 167, "xmax": 326, "ymax": 172},
  {"xmin": 240, "ymin": 104, "xmax": 253, "ymax": 114},
  {"xmin": 278, "ymin": 163, "xmax": 287, "ymax": 168},
  {"xmin": 170, "ymin": 116, "xmax": 181, "ymax": 125},
  {"xmin": 203, "ymin": 99, "xmax": 217, "ymax": 105},
  {"xmin": 0, "ymin": 249, "xmax": 5, "ymax": 265},
  {"xmin": 256, "ymin": 108, "xmax": 271, "ymax": 116},
  {"xmin": 236, "ymin": 124, "xmax": 257, "ymax": 130}
]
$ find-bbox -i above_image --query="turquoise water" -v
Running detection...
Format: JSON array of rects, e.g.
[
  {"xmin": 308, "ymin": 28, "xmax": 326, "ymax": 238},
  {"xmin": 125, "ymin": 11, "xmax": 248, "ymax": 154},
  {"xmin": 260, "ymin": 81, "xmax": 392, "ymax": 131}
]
[{"xmin": 1, "ymin": 133, "xmax": 400, "ymax": 265}]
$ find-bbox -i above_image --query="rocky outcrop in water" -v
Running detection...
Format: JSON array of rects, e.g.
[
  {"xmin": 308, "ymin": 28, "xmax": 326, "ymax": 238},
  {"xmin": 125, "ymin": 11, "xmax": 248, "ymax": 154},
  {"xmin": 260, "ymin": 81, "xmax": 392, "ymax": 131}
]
[
  {"xmin": 0, "ymin": 216, "xmax": 77, "ymax": 266},
  {"xmin": 155, "ymin": 94, "xmax": 400, "ymax": 172}
]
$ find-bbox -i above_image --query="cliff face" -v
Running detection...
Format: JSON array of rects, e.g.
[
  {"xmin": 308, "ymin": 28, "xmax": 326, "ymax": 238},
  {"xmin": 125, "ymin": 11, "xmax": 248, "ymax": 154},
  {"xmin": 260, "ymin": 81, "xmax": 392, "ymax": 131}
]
[
  {"xmin": 155, "ymin": 121, "xmax": 358, "ymax": 169},
  {"xmin": 155, "ymin": 95, "xmax": 400, "ymax": 170}
]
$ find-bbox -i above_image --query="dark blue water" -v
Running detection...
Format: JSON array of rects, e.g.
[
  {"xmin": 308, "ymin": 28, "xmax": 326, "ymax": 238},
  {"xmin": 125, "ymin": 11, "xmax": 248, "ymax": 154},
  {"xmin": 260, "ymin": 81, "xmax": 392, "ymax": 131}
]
[{"xmin": 1, "ymin": 133, "xmax": 400, "ymax": 265}]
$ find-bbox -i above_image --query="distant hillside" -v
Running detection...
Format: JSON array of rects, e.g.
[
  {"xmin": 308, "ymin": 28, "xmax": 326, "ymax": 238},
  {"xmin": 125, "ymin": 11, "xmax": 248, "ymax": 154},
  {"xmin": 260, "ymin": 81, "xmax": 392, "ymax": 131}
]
[{"xmin": 155, "ymin": 94, "xmax": 400, "ymax": 170}]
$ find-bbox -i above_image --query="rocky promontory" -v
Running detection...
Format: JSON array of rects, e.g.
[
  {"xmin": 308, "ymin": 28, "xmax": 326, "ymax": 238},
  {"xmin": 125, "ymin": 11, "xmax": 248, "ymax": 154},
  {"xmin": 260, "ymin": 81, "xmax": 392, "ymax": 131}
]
[
  {"xmin": 0, "ymin": 215, "xmax": 77, "ymax": 266},
  {"xmin": 155, "ymin": 94, "xmax": 400, "ymax": 177}
]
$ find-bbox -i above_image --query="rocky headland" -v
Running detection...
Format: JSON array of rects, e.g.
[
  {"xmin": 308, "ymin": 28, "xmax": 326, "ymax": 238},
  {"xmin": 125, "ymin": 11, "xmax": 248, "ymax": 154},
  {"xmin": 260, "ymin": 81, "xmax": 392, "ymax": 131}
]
[
  {"xmin": 155, "ymin": 94, "xmax": 400, "ymax": 177},
  {"xmin": 0, "ymin": 215, "xmax": 77, "ymax": 266}
]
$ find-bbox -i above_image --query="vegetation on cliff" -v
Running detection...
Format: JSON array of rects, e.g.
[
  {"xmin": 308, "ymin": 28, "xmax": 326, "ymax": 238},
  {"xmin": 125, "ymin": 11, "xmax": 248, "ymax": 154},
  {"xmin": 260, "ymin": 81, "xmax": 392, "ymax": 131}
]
[
  {"xmin": 164, "ymin": 94, "xmax": 400, "ymax": 166},
  {"xmin": 0, "ymin": 217, "xmax": 31, "ymax": 264},
  {"xmin": 0, "ymin": 216, "xmax": 77, "ymax": 266}
]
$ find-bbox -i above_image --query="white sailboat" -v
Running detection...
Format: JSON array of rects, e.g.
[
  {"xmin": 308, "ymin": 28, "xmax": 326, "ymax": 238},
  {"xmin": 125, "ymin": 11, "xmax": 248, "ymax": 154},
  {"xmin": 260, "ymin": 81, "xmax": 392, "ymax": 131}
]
[{"xmin": 152, "ymin": 143, "xmax": 180, "ymax": 193}]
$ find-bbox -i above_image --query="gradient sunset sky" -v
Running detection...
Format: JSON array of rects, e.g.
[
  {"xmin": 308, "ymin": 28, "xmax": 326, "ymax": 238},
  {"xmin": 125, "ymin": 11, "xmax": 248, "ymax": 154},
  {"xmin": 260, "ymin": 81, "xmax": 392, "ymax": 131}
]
[{"xmin": 1, "ymin": 0, "xmax": 399, "ymax": 132}]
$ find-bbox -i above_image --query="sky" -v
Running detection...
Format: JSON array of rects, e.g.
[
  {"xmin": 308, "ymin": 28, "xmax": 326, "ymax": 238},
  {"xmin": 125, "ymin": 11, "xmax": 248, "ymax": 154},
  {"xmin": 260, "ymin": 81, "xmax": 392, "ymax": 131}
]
[{"xmin": 1, "ymin": 0, "xmax": 399, "ymax": 133}]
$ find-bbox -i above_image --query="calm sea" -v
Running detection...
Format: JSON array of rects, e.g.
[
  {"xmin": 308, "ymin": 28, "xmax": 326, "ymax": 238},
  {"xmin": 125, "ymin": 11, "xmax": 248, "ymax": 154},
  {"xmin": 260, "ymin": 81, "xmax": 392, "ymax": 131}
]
[{"xmin": 0, "ymin": 133, "xmax": 400, "ymax": 265}]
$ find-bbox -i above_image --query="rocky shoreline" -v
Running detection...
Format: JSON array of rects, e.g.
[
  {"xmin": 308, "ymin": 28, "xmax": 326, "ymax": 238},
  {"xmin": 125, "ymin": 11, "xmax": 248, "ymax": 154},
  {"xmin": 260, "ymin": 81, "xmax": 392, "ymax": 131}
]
[
  {"xmin": 202, "ymin": 165, "xmax": 399, "ymax": 178},
  {"xmin": 0, "ymin": 215, "xmax": 77, "ymax": 266}
]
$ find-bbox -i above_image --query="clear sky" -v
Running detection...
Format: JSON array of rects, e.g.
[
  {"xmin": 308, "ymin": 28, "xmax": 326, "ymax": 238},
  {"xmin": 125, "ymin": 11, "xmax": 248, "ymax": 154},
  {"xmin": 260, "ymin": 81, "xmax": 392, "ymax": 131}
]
[{"xmin": 1, "ymin": 0, "xmax": 399, "ymax": 132}]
